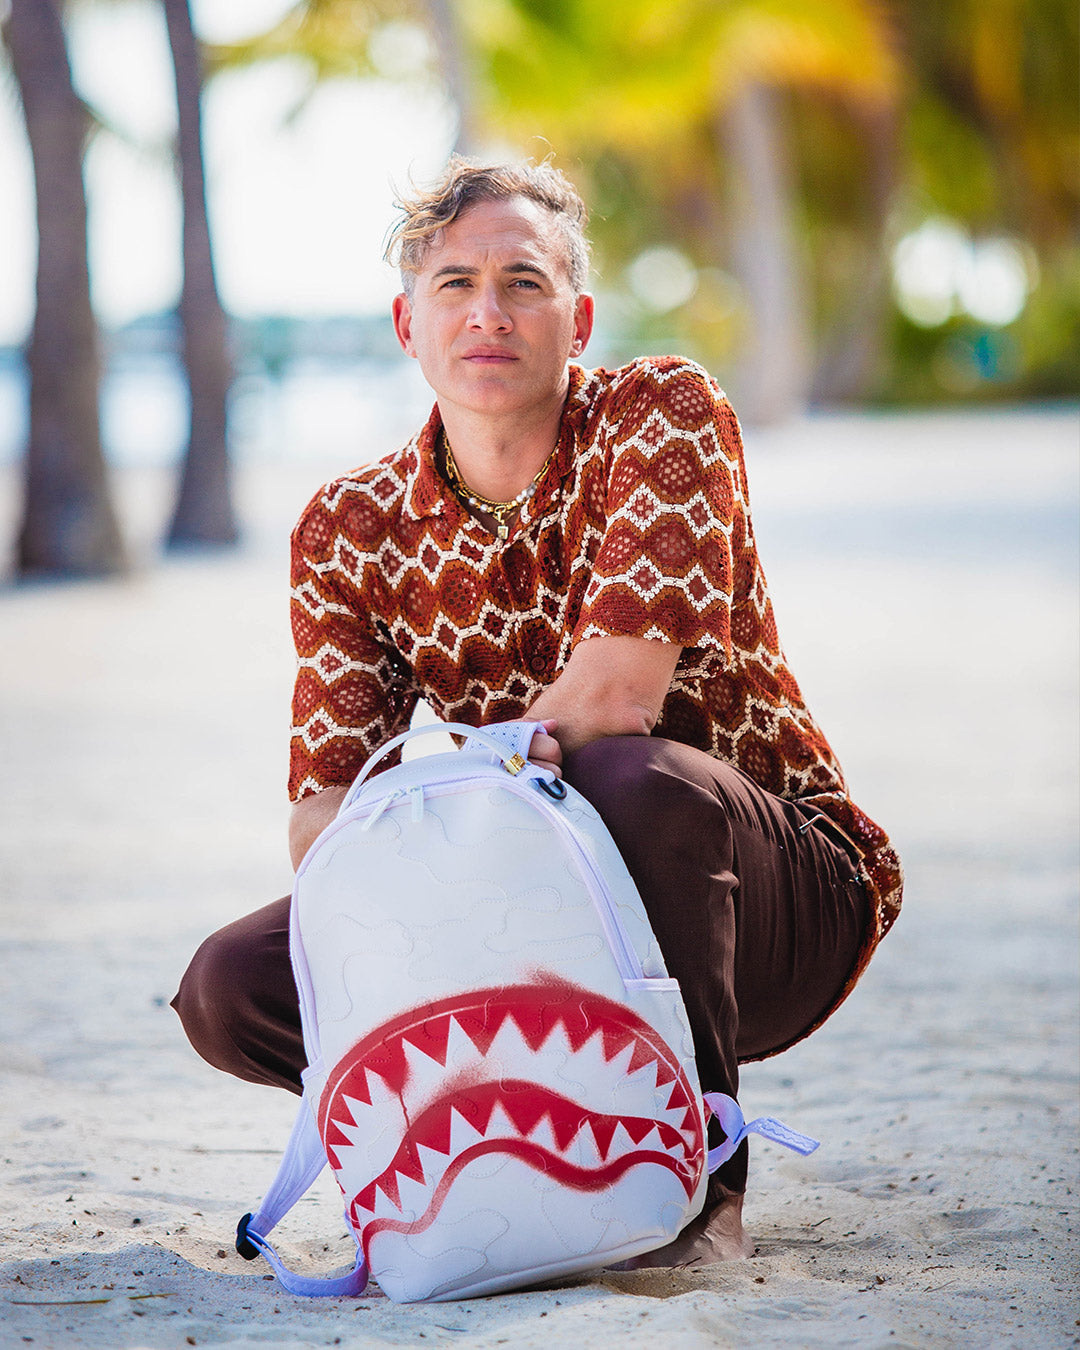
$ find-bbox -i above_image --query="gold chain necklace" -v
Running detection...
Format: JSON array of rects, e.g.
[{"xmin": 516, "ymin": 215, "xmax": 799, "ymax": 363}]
[{"xmin": 441, "ymin": 429, "xmax": 556, "ymax": 541}]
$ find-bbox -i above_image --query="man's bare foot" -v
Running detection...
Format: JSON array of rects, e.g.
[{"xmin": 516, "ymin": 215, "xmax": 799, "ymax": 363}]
[{"xmin": 625, "ymin": 1189, "xmax": 753, "ymax": 1268}]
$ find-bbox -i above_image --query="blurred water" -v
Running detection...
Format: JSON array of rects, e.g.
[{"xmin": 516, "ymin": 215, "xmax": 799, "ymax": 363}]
[
  {"xmin": 0, "ymin": 355, "xmax": 434, "ymax": 470},
  {"xmin": 764, "ymin": 497, "xmax": 1078, "ymax": 576},
  {"xmin": 2, "ymin": 357, "xmax": 1076, "ymax": 584}
]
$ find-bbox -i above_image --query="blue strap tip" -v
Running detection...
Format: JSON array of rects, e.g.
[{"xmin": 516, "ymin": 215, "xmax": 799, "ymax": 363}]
[{"xmin": 236, "ymin": 1212, "xmax": 260, "ymax": 1261}]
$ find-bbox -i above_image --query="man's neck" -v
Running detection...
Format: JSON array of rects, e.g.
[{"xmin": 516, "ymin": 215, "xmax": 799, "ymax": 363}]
[{"xmin": 437, "ymin": 389, "xmax": 568, "ymax": 502}]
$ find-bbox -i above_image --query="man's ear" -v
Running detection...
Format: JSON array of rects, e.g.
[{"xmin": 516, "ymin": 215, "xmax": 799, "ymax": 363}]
[
  {"xmin": 392, "ymin": 293, "xmax": 416, "ymax": 357},
  {"xmin": 570, "ymin": 292, "xmax": 595, "ymax": 358}
]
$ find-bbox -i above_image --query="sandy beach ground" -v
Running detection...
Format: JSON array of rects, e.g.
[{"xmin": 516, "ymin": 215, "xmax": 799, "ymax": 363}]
[{"xmin": 1, "ymin": 405, "xmax": 1077, "ymax": 1349}]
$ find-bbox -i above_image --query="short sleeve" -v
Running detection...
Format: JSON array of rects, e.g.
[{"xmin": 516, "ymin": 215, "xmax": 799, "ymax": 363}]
[
  {"xmin": 288, "ymin": 490, "xmax": 417, "ymax": 800},
  {"xmin": 573, "ymin": 363, "xmax": 741, "ymax": 659}
]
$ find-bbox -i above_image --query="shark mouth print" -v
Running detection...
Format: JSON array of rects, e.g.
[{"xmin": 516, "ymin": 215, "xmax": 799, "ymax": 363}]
[{"xmin": 318, "ymin": 978, "xmax": 705, "ymax": 1296}]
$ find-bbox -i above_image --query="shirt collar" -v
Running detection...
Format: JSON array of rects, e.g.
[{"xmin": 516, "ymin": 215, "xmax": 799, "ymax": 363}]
[
  {"xmin": 404, "ymin": 404, "xmax": 448, "ymax": 521},
  {"xmin": 403, "ymin": 364, "xmax": 591, "ymax": 523}
]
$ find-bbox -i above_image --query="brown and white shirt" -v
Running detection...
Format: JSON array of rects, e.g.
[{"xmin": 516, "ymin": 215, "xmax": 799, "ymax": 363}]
[{"xmin": 289, "ymin": 356, "xmax": 903, "ymax": 939}]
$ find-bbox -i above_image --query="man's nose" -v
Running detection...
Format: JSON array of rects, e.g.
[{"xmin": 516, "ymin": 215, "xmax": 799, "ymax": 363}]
[{"xmin": 467, "ymin": 284, "xmax": 512, "ymax": 332}]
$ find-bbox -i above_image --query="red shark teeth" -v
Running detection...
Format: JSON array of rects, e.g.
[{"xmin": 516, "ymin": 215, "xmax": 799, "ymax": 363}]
[
  {"xmin": 324, "ymin": 989, "xmax": 681, "ymax": 1131},
  {"xmin": 321, "ymin": 978, "xmax": 686, "ymax": 1125},
  {"xmin": 357, "ymin": 1040, "xmax": 410, "ymax": 1095},
  {"xmin": 401, "ymin": 1014, "xmax": 452, "ymax": 1066},
  {"xmin": 415, "ymin": 1106, "xmax": 453, "ymax": 1157},
  {"xmin": 665, "ymin": 1078, "xmax": 697, "ymax": 1133},
  {"xmin": 666, "ymin": 1079, "xmax": 692, "ymax": 1112},
  {"xmin": 319, "ymin": 978, "xmax": 707, "ymax": 1233},
  {"xmin": 589, "ymin": 1116, "xmax": 620, "ymax": 1160},
  {"xmin": 346, "ymin": 1081, "xmax": 696, "ymax": 1216}
]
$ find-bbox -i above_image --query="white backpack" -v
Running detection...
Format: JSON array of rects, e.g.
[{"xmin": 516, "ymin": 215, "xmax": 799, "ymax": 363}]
[{"xmin": 236, "ymin": 721, "xmax": 817, "ymax": 1302}]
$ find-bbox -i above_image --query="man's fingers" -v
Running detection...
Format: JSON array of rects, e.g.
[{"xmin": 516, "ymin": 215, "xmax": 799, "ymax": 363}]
[
  {"xmin": 530, "ymin": 732, "xmax": 562, "ymax": 762},
  {"xmin": 528, "ymin": 728, "xmax": 563, "ymax": 774}
]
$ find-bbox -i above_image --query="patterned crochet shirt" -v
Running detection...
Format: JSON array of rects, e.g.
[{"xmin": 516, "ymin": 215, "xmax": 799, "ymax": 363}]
[{"xmin": 289, "ymin": 356, "xmax": 903, "ymax": 940}]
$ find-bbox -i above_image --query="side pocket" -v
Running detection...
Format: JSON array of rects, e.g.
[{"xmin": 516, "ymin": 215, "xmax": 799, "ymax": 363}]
[
  {"xmin": 622, "ymin": 977, "xmax": 682, "ymax": 993},
  {"xmin": 300, "ymin": 1057, "xmax": 327, "ymax": 1112}
]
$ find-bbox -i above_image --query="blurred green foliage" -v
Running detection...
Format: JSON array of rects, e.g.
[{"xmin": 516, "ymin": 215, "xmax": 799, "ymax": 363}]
[{"xmin": 219, "ymin": 0, "xmax": 1079, "ymax": 404}]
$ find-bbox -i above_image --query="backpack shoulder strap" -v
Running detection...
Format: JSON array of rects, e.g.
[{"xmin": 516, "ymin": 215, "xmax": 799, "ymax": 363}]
[
  {"xmin": 235, "ymin": 1092, "xmax": 369, "ymax": 1297},
  {"xmin": 704, "ymin": 1092, "xmax": 820, "ymax": 1170}
]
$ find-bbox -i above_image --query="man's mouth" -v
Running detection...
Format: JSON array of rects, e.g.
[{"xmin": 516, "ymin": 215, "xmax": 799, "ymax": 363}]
[
  {"xmin": 462, "ymin": 348, "xmax": 518, "ymax": 362},
  {"xmin": 319, "ymin": 979, "xmax": 705, "ymax": 1251}
]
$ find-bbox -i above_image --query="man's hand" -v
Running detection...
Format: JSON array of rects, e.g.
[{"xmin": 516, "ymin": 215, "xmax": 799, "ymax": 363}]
[
  {"xmin": 527, "ymin": 635, "xmax": 681, "ymax": 756},
  {"xmin": 289, "ymin": 721, "xmax": 562, "ymax": 870},
  {"xmin": 289, "ymin": 784, "xmax": 348, "ymax": 871},
  {"xmin": 288, "ymin": 638, "xmax": 676, "ymax": 870},
  {"xmin": 527, "ymin": 719, "xmax": 563, "ymax": 776}
]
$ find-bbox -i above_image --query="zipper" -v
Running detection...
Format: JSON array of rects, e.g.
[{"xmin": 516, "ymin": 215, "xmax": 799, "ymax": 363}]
[
  {"xmin": 314, "ymin": 772, "xmax": 647, "ymax": 984},
  {"xmin": 526, "ymin": 790, "xmax": 645, "ymax": 982},
  {"xmin": 360, "ymin": 789, "xmax": 402, "ymax": 831}
]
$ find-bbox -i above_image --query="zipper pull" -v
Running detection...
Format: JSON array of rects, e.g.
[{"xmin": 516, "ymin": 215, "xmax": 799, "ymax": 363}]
[
  {"xmin": 361, "ymin": 790, "xmax": 400, "ymax": 832},
  {"xmin": 410, "ymin": 785, "xmax": 425, "ymax": 822}
]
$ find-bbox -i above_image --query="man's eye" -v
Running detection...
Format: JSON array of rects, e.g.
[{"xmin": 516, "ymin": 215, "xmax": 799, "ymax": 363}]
[
  {"xmin": 442, "ymin": 277, "xmax": 470, "ymax": 288},
  {"xmin": 512, "ymin": 278, "xmax": 541, "ymax": 289}
]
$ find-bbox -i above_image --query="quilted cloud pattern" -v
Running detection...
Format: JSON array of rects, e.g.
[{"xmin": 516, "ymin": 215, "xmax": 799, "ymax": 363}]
[{"xmin": 294, "ymin": 763, "xmax": 707, "ymax": 1301}]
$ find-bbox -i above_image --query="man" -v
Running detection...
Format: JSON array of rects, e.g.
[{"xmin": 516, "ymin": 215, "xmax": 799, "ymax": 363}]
[{"xmin": 174, "ymin": 158, "xmax": 902, "ymax": 1265}]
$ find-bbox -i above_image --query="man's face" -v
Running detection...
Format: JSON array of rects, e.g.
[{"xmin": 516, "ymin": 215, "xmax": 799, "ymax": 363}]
[{"xmin": 391, "ymin": 196, "xmax": 594, "ymax": 424}]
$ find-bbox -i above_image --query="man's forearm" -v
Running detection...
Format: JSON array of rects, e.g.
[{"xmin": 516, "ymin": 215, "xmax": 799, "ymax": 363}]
[
  {"xmin": 526, "ymin": 684, "xmax": 655, "ymax": 754},
  {"xmin": 526, "ymin": 635, "xmax": 682, "ymax": 755},
  {"xmin": 289, "ymin": 785, "xmax": 348, "ymax": 871},
  {"xmin": 289, "ymin": 640, "xmax": 679, "ymax": 866}
]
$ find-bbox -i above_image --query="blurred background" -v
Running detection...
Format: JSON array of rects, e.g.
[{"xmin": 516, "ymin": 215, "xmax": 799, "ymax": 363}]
[
  {"xmin": 2, "ymin": 11, "xmax": 1078, "ymax": 1334},
  {"xmin": 0, "ymin": 0, "xmax": 1077, "ymax": 575}
]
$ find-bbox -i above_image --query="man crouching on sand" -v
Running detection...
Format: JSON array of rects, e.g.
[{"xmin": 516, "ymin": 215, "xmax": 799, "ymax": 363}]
[{"xmin": 173, "ymin": 157, "xmax": 902, "ymax": 1265}]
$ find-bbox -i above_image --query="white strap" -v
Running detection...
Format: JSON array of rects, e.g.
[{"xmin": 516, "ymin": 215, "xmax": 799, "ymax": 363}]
[
  {"xmin": 236, "ymin": 1093, "xmax": 370, "ymax": 1297},
  {"xmin": 463, "ymin": 719, "xmax": 543, "ymax": 763},
  {"xmin": 340, "ymin": 720, "xmax": 547, "ymax": 810},
  {"xmin": 703, "ymin": 1092, "xmax": 820, "ymax": 1171},
  {"xmin": 240, "ymin": 1226, "xmax": 368, "ymax": 1298},
  {"xmin": 244, "ymin": 1092, "xmax": 326, "ymax": 1236}
]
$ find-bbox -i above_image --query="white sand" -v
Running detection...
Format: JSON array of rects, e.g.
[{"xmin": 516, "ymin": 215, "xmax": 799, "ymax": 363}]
[{"xmin": 1, "ymin": 406, "xmax": 1077, "ymax": 1349}]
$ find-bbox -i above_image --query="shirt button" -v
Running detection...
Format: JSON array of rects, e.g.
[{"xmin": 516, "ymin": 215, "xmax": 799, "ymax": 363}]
[{"xmin": 529, "ymin": 656, "xmax": 547, "ymax": 675}]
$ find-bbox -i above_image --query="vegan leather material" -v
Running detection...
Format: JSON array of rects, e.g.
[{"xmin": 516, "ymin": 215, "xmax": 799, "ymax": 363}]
[{"xmin": 238, "ymin": 721, "xmax": 816, "ymax": 1301}]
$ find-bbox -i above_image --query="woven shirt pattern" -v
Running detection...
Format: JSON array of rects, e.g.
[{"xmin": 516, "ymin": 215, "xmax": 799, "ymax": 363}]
[{"xmin": 289, "ymin": 356, "xmax": 903, "ymax": 933}]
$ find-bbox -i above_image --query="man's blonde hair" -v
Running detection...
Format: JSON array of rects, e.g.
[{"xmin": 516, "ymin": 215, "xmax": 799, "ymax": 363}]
[{"xmin": 384, "ymin": 156, "xmax": 591, "ymax": 296}]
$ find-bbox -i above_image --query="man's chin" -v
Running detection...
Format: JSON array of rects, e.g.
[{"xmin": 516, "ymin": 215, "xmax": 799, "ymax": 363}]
[{"xmin": 430, "ymin": 371, "xmax": 570, "ymax": 422}]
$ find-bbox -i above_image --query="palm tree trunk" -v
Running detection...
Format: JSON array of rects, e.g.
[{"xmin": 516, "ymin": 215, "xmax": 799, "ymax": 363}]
[
  {"xmin": 425, "ymin": 0, "xmax": 475, "ymax": 153},
  {"xmin": 163, "ymin": 0, "xmax": 238, "ymax": 548},
  {"xmin": 810, "ymin": 104, "xmax": 900, "ymax": 403},
  {"xmin": 717, "ymin": 81, "xmax": 811, "ymax": 425},
  {"xmin": 6, "ymin": 0, "xmax": 126, "ymax": 577}
]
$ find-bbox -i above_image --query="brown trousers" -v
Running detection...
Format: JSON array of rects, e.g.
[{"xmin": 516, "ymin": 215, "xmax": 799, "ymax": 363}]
[{"xmin": 172, "ymin": 736, "xmax": 871, "ymax": 1193}]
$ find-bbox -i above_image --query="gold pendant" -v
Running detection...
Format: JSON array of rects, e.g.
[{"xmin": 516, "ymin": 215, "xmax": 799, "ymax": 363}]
[{"xmin": 497, "ymin": 523, "xmax": 509, "ymax": 540}]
